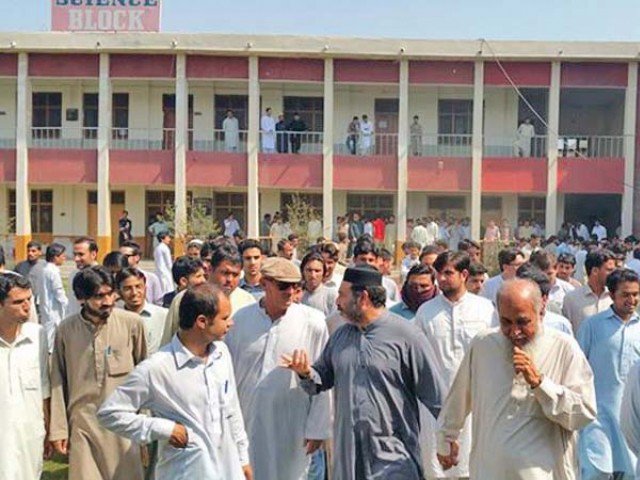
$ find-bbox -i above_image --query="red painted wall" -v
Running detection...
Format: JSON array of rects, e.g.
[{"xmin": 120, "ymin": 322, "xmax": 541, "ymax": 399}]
[
  {"xmin": 0, "ymin": 150, "xmax": 16, "ymax": 182},
  {"xmin": 110, "ymin": 150, "xmax": 174, "ymax": 185},
  {"xmin": 259, "ymin": 154, "xmax": 322, "ymax": 188},
  {"xmin": 482, "ymin": 157, "xmax": 547, "ymax": 193},
  {"xmin": 259, "ymin": 58, "xmax": 324, "ymax": 82},
  {"xmin": 408, "ymin": 157, "xmax": 471, "ymax": 191},
  {"xmin": 186, "ymin": 152, "xmax": 247, "ymax": 187},
  {"xmin": 484, "ymin": 62, "xmax": 551, "ymax": 87},
  {"xmin": 335, "ymin": 60, "xmax": 399, "ymax": 83},
  {"xmin": 187, "ymin": 56, "xmax": 248, "ymax": 79},
  {"xmin": 409, "ymin": 61, "xmax": 474, "ymax": 85},
  {"xmin": 557, "ymin": 158, "xmax": 624, "ymax": 194},
  {"xmin": 333, "ymin": 155, "xmax": 397, "ymax": 190},
  {"xmin": 28, "ymin": 150, "xmax": 97, "ymax": 183},
  {"xmin": 110, "ymin": 54, "xmax": 176, "ymax": 78},
  {"xmin": 29, "ymin": 54, "xmax": 99, "ymax": 77},
  {"xmin": 561, "ymin": 63, "xmax": 628, "ymax": 88},
  {"xmin": 0, "ymin": 54, "xmax": 17, "ymax": 77}
]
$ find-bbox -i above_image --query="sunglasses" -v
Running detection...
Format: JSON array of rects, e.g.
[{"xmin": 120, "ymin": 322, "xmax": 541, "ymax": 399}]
[{"xmin": 268, "ymin": 278, "xmax": 300, "ymax": 291}]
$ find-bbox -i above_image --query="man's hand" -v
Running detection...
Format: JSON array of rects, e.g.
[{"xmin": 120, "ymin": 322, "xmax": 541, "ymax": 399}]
[
  {"xmin": 304, "ymin": 439, "xmax": 323, "ymax": 455},
  {"xmin": 513, "ymin": 346, "xmax": 542, "ymax": 388},
  {"xmin": 280, "ymin": 350, "xmax": 311, "ymax": 378},
  {"xmin": 43, "ymin": 439, "xmax": 54, "ymax": 460},
  {"xmin": 169, "ymin": 423, "xmax": 189, "ymax": 448},
  {"xmin": 437, "ymin": 440, "xmax": 459, "ymax": 471},
  {"xmin": 51, "ymin": 439, "xmax": 68, "ymax": 456},
  {"xmin": 242, "ymin": 464, "xmax": 254, "ymax": 480}
]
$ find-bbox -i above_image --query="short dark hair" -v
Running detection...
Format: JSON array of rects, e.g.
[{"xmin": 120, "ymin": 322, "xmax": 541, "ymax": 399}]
[
  {"xmin": 516, "ymin": 264, "xmax": 551, "ymax": 297},
  {"xmin": 115, "ymin": 267, "xmax": 146, "ymax": 290},
  {"xmin": 557, "ymin": 252, "xmax": 576, "ymax": 267},
  {"xmin": 585, "ymin": 249, "xmax": 616, "ymax": 276},
  {"xmin": 277, "ymin": 239, "xmax": 291, "ymax": 252},
  {"xmin": 210, "ymin": 244, "xmax": 242, "ymax": 270},
  {"xmin": 287, "ymin": 233, "xmax": 299, "ymax": 242},
  {"xmin": 239, "ymin": 239, "xmax": 264, "ymax": 256},
  {"xmin": 433, "ymin": 251, "xmax": 471, "ymax": 273},
  {"xmin": 0, "ymin": 245, "xmax": 6, "ymax": 266},
  {"xmin": 406, "ymin": 263, "xmax": 437, "ymax": 284},
  {"xmin": 72, "ymin": 265, "xmax": 114, "ymax": 300},
  {"xmin": 498, "ymin": 248, "xmax": 524, "ymax": 271},
  {"xmin": 458, "ymin": 239, "xmax": 481, "ymax": 251},
  {"xmin": 300, "ymin": 252, "xmax": 327, "ymax": 277},
  {"xmin": 420, "ymin": 245, "xmax": 440, "ymax": 260},
  {"xmin": 121, "ymin": 241, "xmax": 142, "ymax": 257},
  {"xmin": 319, "ymin": 242, "xmax": 339, "ymax": 261},
  {"xmin": 179, "ymin": 284, "xmax": 223, "ymax": 330},
  {"xmin": 529, "ymin": 251, "xmax": 557, "ymax": 272},
  {"xmin": 468, "ymin": 262, "xmax": 488, "ymax": 277},
  {"xmin": 26, "ymin": 240, "xmax": 42, "ymax": 250},
  {"xmin": 103, "ymin": 251, "xmax": 129, "ymax": 271},
  {"xmin": 157, "ymin": 231, "xmax": 171, "ymax": 242},
  {"xmin": 378, "ymin": 248, "xmax": 393, "ymax": 262},
  {"xmin": 349, "ymin": 264, "xmax": 386, "ymax": 308},
  {"xmin": 0, "ymin": 273, "xmax": 31, "ymax": 304},
  {"xmin": 353, "ymin": 241, "xmax": 378, "ymax": 258},
  {"xmin": 74, "ymin": 236, "xmax": 98, "ymax": 253},
  {"xmin": 606, "ymin": 268, "xmax": 640, "ymax": 294},
  {"xmin": 172, "ymin": 256, "xmax": 204, "ymax": 284},
  {"xmin": 46, "ymin": 243, "xmax": 66, "ymax": 262}
]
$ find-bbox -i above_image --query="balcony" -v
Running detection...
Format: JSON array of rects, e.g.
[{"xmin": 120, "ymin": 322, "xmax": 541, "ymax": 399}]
[
  {"xmin": 556, "ymin": 135, "xmax": 624, "ymax": 158},
  {"xmin": 334, "ymin": 133, "xmax": 397, "ymax": 156},
  {"xmin": 261, "ymin": 131, "xmax": 323, "ymax": 154},
  {"xmin": 30, "ymin": 127, "xmax": 98, "ymax": 149},
  {"xmin": 410, "ymin": 134, "xmax": 473, "ymax": 158},
  {"xmin": 0, "ymin": 130, "xmax": 15, "ymax": 149},
  {"xmin": 190, "ymin": 129, "xmax": 249, "ymax": 153},
  {"xmin": 483, "ymin": 135, "xmax": 547, "ymax": 158},
  {"xmin": 109, "ymin": 128, "xmax": 176, "ymax": 150}
]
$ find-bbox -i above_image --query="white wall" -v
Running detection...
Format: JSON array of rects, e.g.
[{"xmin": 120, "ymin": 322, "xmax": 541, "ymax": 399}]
[
  {"xmin": 484, "ymin": 88, "xmax": 519, "ymax": 137},
  {"xmin": 53, "ymin": 185, "xmax": 88, "ymax": 236},
  {"xmin": 0, "ymin": 80, "xmax": 16, "ymax": 139},
  {"xmin": 260, "ymin": 189, "xmax": 280, "ymax": 217}
]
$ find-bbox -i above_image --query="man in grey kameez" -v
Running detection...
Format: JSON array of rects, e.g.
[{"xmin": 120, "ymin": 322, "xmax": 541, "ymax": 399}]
[{"xmin": 282, "ymin": 265, "xmax": 443, "ymax": 479}]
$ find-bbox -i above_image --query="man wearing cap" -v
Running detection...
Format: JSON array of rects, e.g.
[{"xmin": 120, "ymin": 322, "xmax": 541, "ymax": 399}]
[
  {"xmin": 225, "ymin": 257, "xmax": 331, "ymax": 480},
  {"xmin": 281, "ymin": 264, "xmax": 443, "ymax": 479}
]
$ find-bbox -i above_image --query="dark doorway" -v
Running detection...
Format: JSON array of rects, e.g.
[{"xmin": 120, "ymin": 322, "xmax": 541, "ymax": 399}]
[{"xmin": 564, "ymin": 194, "xmax": 621, "ymax": 235}]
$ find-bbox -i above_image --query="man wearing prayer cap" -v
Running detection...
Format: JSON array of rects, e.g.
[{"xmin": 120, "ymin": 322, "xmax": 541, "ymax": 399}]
[
  {"xmin": 225, "ymin": 257, "xmax": 331, "ymax": 480},
  {"xmin": 281, "ymin": 264, "xmax": 444, "ymax": 479}
]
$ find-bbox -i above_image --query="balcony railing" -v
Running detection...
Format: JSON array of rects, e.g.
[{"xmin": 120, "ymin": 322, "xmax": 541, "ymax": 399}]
[
  {"xmin": 557, "ymin": 135, "xmax": 624, "ymax": 158},
  {"xmin": 261, "ymin": 131, "xmax": 323, "ymax": 154},
  {"xmin": 483, "ymin": 135, "xmax": 547, "ymax": 158},
  {"xmin": 410, "ymin": 134, "xmax": 473, "ymax": 157},
  {"xmin": 190, "ymin": 129, "xmax": 249, "ymax": 153},
  {"xmin": 335, "ymin": 133, "xmax": 399, "ymax": 156},
  {"xmin": 110, "ymin": 128, "xmax": 176, "ymax": 150},
  {"xmin": 30, "ymin": 127, "xmax": 98, "ymax": 149}
]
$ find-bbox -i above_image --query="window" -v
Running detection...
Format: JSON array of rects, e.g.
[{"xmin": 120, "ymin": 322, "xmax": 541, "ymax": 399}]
[
  {"xmin": 215, "ymin": 95, "xmax": 248, "ymax": 131},
  {"xmin": 113, "ymin": 93, "xmax": 129, "ymax": 139},
  {"xmin": 283, "ymin": 97, "xmax": 324, "ymax": 132},
  {"xmin": 280, "ymin": 193, "xmax": 323, "ymax": 218},
  {"xmin": 88, "ymin": 191, "xmax": 126, "ymax": 204},
  {"xmin": 482, "ymin": 196, "xmax": 502, "ymax": 211},
  {"xmin": 83, "ymin": 93, "xmax": 98, "ymax": 139},
  {"xmin": 346, "ymin": 194, "xmax": 394, "ymax": 219},
  {"xmin": 428, "ymin": 196, "xmax": 466, "ymax": 218},
  {"xmin": 213, "ymin": 192, "xmax": 247, "ymax": 228},
  {"xmin": 438, "ymin": 99, "xmax": 473, "ymax": 136},
  {"xmin": 8, "ymin": 189, "xmax": 53, "ymax": 234},
  {"xmin": 32, "ymin": 92, "xmax": 62, "ymax": 139},
  {"xmin": 518, "ymin": 196, "xmax": 546, "ymax": 224}
]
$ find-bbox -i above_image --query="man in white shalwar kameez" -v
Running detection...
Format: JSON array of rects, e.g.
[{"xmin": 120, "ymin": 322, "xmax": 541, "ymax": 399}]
[
  {"xmin": 222, "ymin": 109, "xmax": 240, "ymax": 152},
  {"xmin": 437, "ymin": 279, "xmax": 596, "ymax": 480},
  {"xmin": 358, "ymin": 114, "xmax": 374, "ymax": 155},
  {"xmin": 154, "ymin": 231, "xmax": 174, "ymax": 296},
  {"xmin": 516, "ymin": 118, "xmax": 536, "ymax": 157},
  {"xmin": 261, "ymin": 107, "xmax": 276, "ymax": 153},
  {"xmin": 225, "ymin": 258, "xmax": 331, "ymax": 480}
]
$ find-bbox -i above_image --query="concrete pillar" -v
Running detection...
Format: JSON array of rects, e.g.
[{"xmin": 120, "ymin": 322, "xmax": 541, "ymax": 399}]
[
  {"xmin": 174, "ymin": 53, "xmax": 188, "ymax": 256},
  {"xmin": 96, "ymin": 53, "xmax": 112, "ymax": 261},
  {"xmin": 322, "ymin": 58, "xmax": 334, "ymax": 239},
  {"xmin": 247, "ymin": 56, "xmax": 260, "ymax": 238},
  {"xmin": 622, "ymin": 62, "xmax": 637, "ymax": 237},
  {"xmin": 471, "ymin": 60, "xmax": 484, "ymax": 240},
  {"xmin": 396, "ymin": 59, "xmax": 409, "ymax": 260},
  {"xmin": 545, "ymin": 62, "xmax": 561, "ymax": 235},
  {"xmin": 14, "ymin": 53, "xmax": 30, "ymax": 261}
]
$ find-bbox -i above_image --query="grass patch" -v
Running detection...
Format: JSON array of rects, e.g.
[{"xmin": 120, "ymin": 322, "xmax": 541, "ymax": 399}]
[{"xmin": 43, "ymin": 454, "xmax": 68, "ymax": 480}]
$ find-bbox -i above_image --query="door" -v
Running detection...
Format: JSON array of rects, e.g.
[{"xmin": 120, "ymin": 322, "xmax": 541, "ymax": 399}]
[
  {"xmin": 374, "ymin": 99, "xmax": 399, "ymax": 155},
  {"xmin": 163, "ymin": 94, "xmax": 194, "ymax": 150},
  {"xmin": 88, "ymin": 191, "xmax": 126, "ymax": 248}
]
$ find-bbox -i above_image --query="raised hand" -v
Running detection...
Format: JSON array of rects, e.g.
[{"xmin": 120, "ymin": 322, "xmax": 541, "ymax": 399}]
[
  {"xmin": 513, "ymin": 346, "xmax": 542, "ymax": 388},
  {"xmin": 280, "ymin": 349, "xmax": 311, "ymax": 378}
]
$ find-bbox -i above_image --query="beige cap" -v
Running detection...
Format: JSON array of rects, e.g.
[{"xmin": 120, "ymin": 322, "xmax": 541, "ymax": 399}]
[{"xmin": 260, "ymin": 257, "xmax": 301, "ymax": 283}]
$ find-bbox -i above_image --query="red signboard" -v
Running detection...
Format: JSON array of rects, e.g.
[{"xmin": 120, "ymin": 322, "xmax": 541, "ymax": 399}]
[{"xmin": 51, "ymin": 0, "xmax": 161, "ymax": 32}]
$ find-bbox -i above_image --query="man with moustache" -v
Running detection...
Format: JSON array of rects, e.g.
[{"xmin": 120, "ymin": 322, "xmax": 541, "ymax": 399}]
[
  {"xmin": 49, "ymin": 266, "xmax": 147, "ymax": 480},
  {"xmin": 437, "ymin": 279, "xmax": 596, "ymax": 479}
]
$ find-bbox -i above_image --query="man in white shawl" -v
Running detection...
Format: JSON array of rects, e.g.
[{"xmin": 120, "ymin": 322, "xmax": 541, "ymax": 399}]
[
  {"xmin": 222, "ymin": 109, "xmax": 240, "ymax": 152},
  {"xmin": 261, "ymin": 107, "xmax": 276, "ymax": 153}
]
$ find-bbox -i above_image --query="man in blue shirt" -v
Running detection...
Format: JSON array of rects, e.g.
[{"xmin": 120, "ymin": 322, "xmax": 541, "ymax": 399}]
[{"xmin": 577, "ymin": 268, "xmax": 640, "ymax": 479}]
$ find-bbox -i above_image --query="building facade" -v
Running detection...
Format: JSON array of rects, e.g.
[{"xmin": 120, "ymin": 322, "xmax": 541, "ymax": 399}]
[{"xmin": 0, "ymin": 33, "xmax": 637, "ymax": 259}]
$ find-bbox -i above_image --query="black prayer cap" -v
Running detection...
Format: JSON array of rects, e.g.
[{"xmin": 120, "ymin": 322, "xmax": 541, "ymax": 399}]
[{"xmin": 343, "ymin": 265, "xmax": 382, "ymax": 287}]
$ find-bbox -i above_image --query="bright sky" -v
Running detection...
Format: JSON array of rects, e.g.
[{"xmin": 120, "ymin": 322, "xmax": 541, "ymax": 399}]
[{"xmin": 2, "ymin": 0, "xmax": 640, "ymax": 42}]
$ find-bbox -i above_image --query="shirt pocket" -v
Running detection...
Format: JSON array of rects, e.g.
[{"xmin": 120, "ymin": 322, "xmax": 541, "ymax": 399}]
[
  {"xmin": 20, "ymin": 364, "xmax": 41, "ymax": 391},
  {"xmin": 106, "ymin": 348, "xmax": 134, "ymax": 376}
]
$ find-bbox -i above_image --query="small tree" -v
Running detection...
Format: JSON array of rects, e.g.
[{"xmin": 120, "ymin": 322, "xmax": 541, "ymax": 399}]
[
  {"xmin": 284, "ymin": 194, "xmax": 317, "ymax": 250},
  {"xmin": 163, "ymin": 201, "xmax": 221, "ymax": 241}
]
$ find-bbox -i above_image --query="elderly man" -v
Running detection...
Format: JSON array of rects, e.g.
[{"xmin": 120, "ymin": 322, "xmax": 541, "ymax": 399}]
[
  {"xmin": 98, "ymin": 284, "xmax": 251, "ymax": 480},
  {"xmin": 437, "ymin": 279, "xmax": 596, "ymax": 479},
  {"xmin": 225, "ymin": 257, "xmax": 330, "ymax": 480},
  {"xmin": 282, "ymin": 265, "xmax": 443, "ymax": 479}
]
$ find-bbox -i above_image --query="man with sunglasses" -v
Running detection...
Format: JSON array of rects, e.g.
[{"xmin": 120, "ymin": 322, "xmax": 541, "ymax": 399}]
[
  {"xmin": 225, "ymin": 257, "xmax": 331, "ymax": 480},
  {"xmin": 49, "ymin": 266, "xmax": 147, "ymax": 480}
]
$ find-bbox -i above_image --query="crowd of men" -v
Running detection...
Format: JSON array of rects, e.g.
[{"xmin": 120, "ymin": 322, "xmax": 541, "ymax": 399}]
[{"xmin": 4, "ymin": 221, "xmax": 640, "ymax": 480}]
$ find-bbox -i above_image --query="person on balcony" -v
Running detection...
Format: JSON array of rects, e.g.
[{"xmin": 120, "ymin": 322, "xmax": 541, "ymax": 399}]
[
  {"xmin": 515, "ymin": 118, "xmax": 536, "ymax": 157},
  {"xmin": 288, "ymin": 112, "xmax": 307, "ymax": 154},
  {"xmin": 261, "ymin": 107, "xmax": 276, "ymax": 153},
  {"xmin": 410, "ymin": 115, "xmax": 423, "ymax": 156},
  {"xmin": 275, "ymin": 113, "xmax": 288, "ymax": 153},
  {"xmin": 346, "ymin": 116, "xmax": 359, "ymax": 154},
  {"xmin": 222, "ymin": 109, "xmax": 240, "ymax": 152},
  {"xmin": 359, "ymin": 114, "xmax": 374, "ymax": 155}
]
